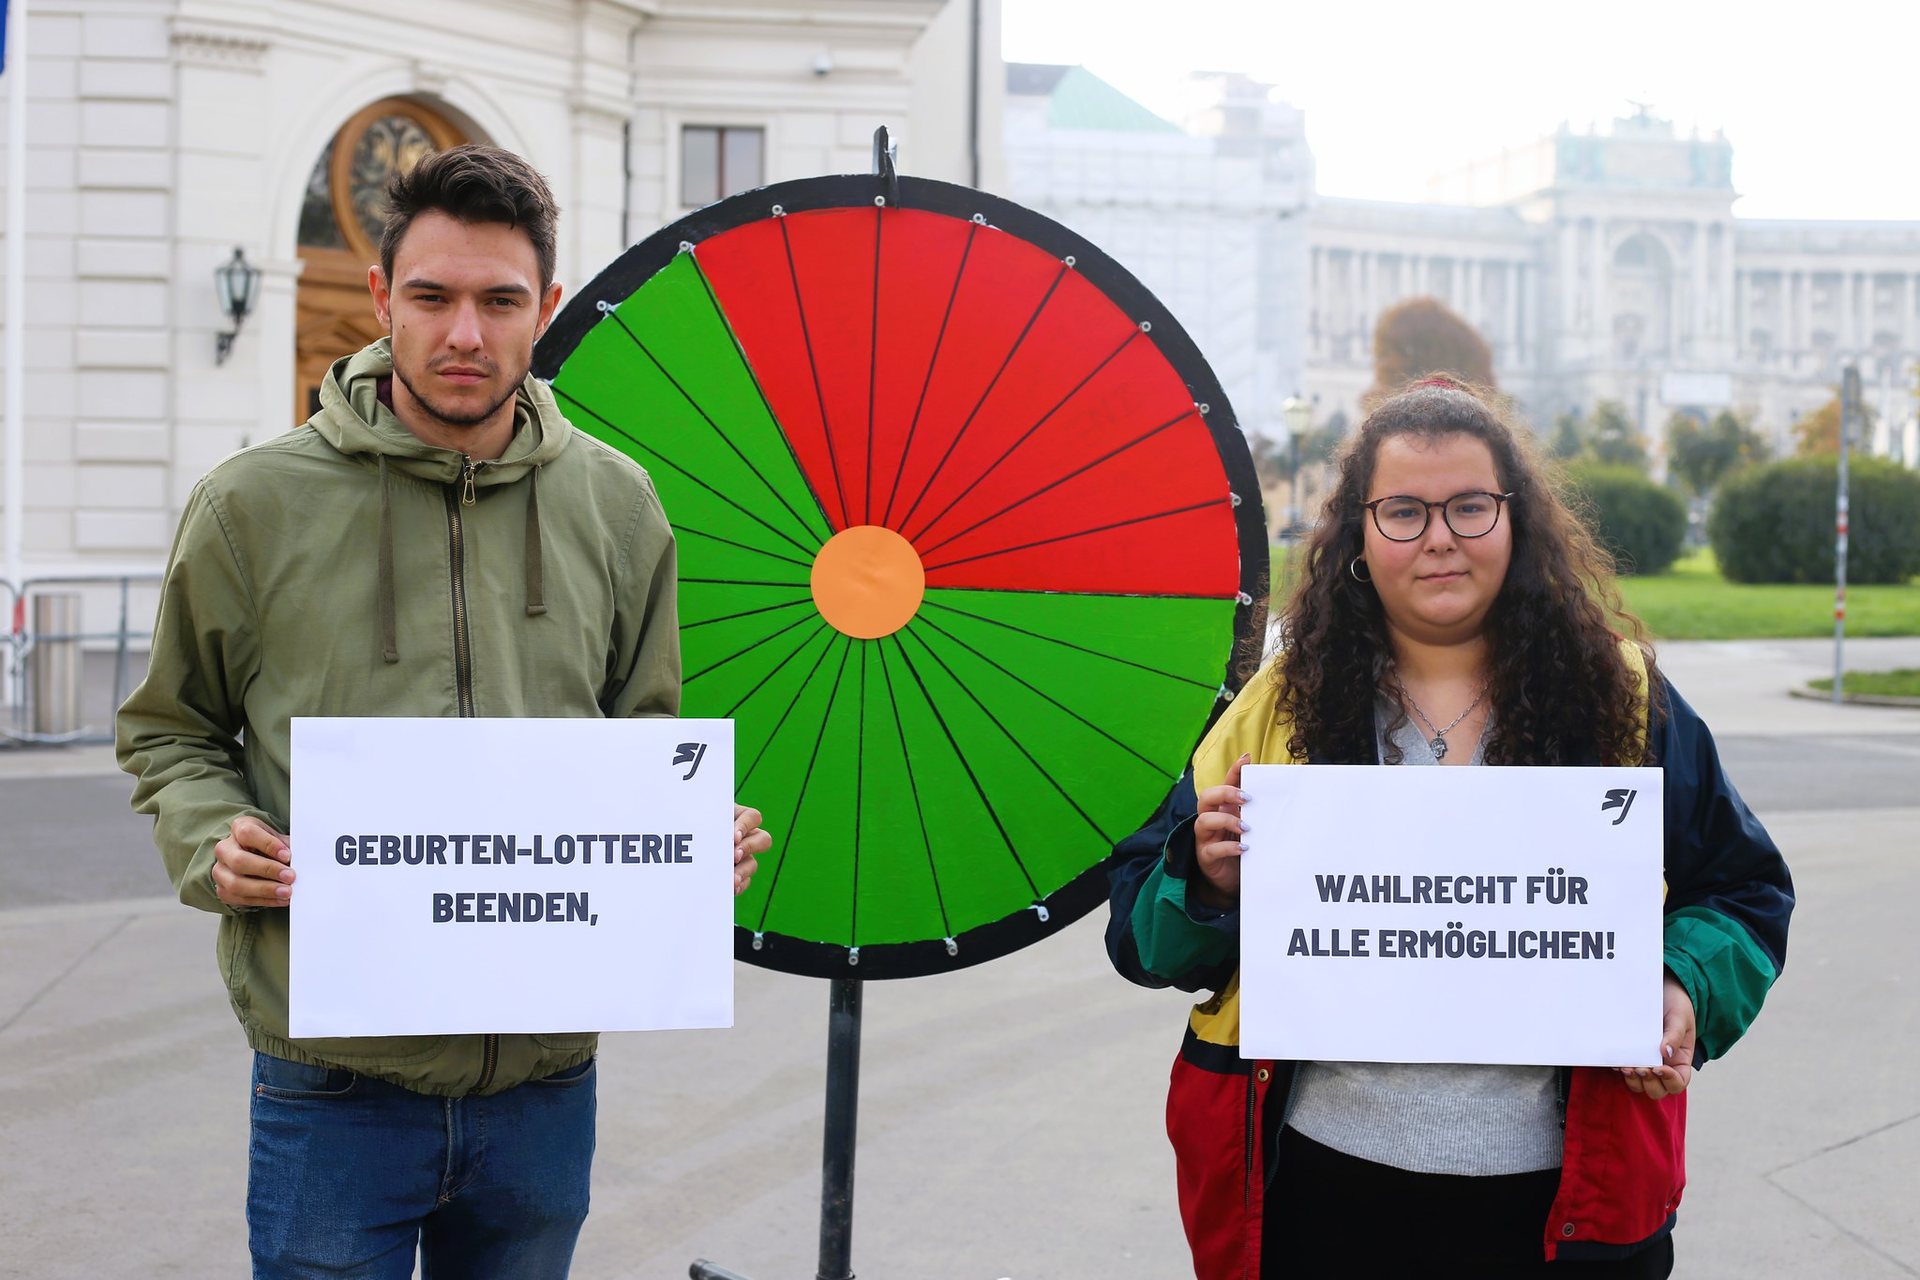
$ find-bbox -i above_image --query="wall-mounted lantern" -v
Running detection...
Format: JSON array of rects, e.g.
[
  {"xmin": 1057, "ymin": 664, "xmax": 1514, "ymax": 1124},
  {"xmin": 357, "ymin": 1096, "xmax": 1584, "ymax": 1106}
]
[{"xmin": 214, "ymin": 247, "xmax": 262, "ymax": 366}]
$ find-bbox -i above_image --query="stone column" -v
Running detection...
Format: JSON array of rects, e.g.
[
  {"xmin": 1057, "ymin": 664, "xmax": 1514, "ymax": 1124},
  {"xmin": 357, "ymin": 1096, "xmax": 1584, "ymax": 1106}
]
[
  {"xmin": 1559, "ymin": 222, "xmax": 1579, "ymax": 334},
  {"xmin": 1355, "ymin": 251, "xmax": 1371, "ymax": 350},
  {"xmin": 1364, "ymin": 250, "xmax": 1379, "ymax": 342},
  {"xmin": 1798, "ymin": 271, "xmax": 1813, "ymax": 369},
  {"xmin": 1690, "ymin": 222, "xmax": 1710, "ymax": 353},
  {"xmin": 1720, "ymin": 224, "xmax": 1738, "ymax": 337},
  {"xmin": 1344, "ymin": 250, "xmax": 1360, "ymax": 354},
  {"xmin": 1504, "ymin": 262, "xmax": 1520, "ymax": 366},
  {"xmin": 1528, "ymin": 259, "xmax": 1545, "ymax": 365},
  {"xmin": 1309, "ymin": 246, "xmax": 1323, "ymax": 359},
  {"xmin": 1733, "ymin": 269, "xmax": 1747, "ymax": 358},
  {"xmin": 1780, "ymin": 271, "xmax": 1795, "ymax": 357},
  {"xmin": 1903, "ymin": 273, "xmax": 1916, "ymax": 351},
  {"xmin": 1590, "ymin": 221, "xmax": 1609, "ymax": 356},
  {"xmin": 1841, "ymin": 271, "xmax": 1858, "ymax": 353}
]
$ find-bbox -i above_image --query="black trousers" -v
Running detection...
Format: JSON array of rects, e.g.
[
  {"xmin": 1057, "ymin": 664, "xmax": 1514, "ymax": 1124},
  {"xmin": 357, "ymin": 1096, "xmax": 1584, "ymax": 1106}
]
[{"xmin": 1263, "ymin": 1128, "xmax": 1676, "ymax": 1278}]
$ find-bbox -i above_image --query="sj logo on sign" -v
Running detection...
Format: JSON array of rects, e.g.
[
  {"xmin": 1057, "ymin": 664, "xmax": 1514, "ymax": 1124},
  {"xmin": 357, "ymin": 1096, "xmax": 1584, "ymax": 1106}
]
[
  {"xmin": 1601, "ymin": 788, "xmax": 1637, "ymax": 825},
  {"xmin": 673, "ymin": 742, "xmax": 707, "ymax": 781}
]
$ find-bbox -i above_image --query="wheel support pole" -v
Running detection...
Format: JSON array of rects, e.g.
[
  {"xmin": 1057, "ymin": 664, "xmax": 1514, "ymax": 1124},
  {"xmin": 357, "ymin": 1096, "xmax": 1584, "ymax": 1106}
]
[
  {"xmin": 687, "ymin": 979, "xmax": 865, "ymax": 1280},
  {"xmin": 692, "ymin": 130, "xmax": 892, "ymax": 1280},
  {"xmin": 816, "ymin": 977, "xmax": 863, "ymax": 1279}
]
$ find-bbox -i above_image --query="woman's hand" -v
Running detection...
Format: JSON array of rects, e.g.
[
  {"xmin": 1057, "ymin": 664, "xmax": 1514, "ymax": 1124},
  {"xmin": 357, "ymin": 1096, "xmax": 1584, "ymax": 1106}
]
[
  {"xmin": 1190, "ymin": 753, "xmax": 1252, "ymax": 908},
  {"xmin": 1619, "ymin": 971, "xmax": 1696, "ymax": 1099}
]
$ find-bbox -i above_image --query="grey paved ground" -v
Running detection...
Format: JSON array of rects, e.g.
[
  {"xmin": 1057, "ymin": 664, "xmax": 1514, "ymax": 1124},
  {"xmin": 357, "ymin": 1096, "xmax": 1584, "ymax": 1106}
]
[{"xmin": 1, "ymin": 638, "xmax": 1916, "ymax": 1278}]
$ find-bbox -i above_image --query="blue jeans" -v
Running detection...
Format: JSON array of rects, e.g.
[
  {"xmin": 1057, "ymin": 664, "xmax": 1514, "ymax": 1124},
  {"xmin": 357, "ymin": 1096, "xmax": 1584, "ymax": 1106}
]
[{"xmin": 247, "ymin": 1051, "xmax": 596, "ymax": 1279}]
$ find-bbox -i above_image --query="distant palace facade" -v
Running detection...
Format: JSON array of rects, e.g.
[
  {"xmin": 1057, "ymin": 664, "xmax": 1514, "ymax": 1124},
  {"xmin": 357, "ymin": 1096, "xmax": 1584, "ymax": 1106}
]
[{"xmin": 1007, "ymin": 71, "xmax": 1920, "ymax": 464}]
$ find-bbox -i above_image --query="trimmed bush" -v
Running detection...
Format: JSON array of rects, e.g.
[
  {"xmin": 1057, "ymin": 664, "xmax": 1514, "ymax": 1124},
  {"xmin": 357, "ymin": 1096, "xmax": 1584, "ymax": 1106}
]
[
  {"xmin": 1709, "ymin": 456, "xmax": 1920, "ymax": 584},
  {"xmin": 1563, "ymin": 463, "xmax": 1688, "ymax": 575}
]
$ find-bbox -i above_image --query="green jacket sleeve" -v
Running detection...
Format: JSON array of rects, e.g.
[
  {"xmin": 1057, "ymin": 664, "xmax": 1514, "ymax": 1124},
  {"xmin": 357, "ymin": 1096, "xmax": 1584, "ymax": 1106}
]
[
  {"xmin": 1654, "ymin": 675, "xmax": 1793, "ymax": 1063},
  {"xmin": 1107, "ymin": 771, "xmax": 1240, "ymax": 992},
  {"xmin": 603, "ymin": 477, "xmax": 681, "ymax": 720},
  {"xmin": 115, "ymin": 481, "xmax": 277, "ymax": 915}
]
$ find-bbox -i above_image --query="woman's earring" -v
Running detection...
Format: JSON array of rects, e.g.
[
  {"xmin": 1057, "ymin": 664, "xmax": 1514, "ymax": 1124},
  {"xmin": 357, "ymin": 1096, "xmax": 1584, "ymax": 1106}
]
[{"xmin": 1349, "ymin": 557, "xmax": 1372, "ymax": 585}]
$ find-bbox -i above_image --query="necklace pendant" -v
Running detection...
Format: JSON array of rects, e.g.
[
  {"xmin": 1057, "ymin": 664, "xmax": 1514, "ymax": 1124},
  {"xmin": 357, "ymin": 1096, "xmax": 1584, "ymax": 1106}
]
[{"xmin": 1430, "ymin": 735, "xmax": 1449, "ymax": 760}]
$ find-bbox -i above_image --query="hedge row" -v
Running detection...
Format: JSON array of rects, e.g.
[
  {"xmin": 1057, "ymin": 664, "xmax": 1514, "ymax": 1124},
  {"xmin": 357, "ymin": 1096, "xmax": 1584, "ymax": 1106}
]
[{"xmin": 1708, "ymin": 457, "xmax": 1920, "ymax": 584}]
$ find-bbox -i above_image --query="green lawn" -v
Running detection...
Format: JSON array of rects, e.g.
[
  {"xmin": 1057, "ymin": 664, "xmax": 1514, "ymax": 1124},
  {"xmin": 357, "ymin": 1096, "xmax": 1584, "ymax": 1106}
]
[
  {"xmin": 1617, "ymin": 550, "xmax": 1920, "ymax": 640},
  {"xmin": 1808, "ymin": 668, "xmax": 1920, "ymax": 697},
  {"xmin": 1264, "ymin": 546, "xmax": 1920, "ymax": 641}
]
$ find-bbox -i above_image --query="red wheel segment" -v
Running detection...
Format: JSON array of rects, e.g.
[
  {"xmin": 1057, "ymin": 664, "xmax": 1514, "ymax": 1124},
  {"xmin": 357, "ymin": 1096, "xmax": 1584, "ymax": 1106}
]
[{"xmin": 693, "ymin": 205, "xmax": 1239, "ymax": 599}]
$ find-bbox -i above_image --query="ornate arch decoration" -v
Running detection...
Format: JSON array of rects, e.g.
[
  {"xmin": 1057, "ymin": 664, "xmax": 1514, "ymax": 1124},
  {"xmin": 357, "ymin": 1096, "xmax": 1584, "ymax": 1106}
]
[
  {"xmin": 1608, "ymin": 227, "xmax": 1682, "ymax": 273},
  {"xmin": 267, "ymin": 68, "xmax": 529, "ymax": 262},
  {"xmin": 305, "ymin": 97, "xmax": 471, "ymax": 263},
  {"xmin": 293, "ymin": 97, "xmax": 473, "ymax": 423}
]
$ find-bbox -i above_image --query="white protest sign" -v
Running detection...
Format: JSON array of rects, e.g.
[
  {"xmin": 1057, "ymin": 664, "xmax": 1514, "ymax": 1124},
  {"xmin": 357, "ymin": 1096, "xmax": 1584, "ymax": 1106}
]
[
  {"xmin": 289, "ymin": 717, "xmax": 734, "ymax": 1038},
  {"xmin": 1239, "ymin": 765, "xmax": 1663, "ymax": 1066}
]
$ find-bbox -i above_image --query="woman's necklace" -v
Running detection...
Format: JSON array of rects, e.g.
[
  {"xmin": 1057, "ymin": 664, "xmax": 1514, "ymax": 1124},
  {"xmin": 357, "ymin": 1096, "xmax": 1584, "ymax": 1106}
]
[{"xmin": 1401, "ymin": 683, "xmax": 1489, "ymax": 760}]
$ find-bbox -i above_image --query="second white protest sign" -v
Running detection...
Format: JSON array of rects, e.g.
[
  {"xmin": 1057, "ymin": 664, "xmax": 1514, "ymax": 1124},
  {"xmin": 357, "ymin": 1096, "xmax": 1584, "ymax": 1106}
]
[{"xmin": 1239, "ymin": 764, "xmax": 1664, "ymax": 1067}]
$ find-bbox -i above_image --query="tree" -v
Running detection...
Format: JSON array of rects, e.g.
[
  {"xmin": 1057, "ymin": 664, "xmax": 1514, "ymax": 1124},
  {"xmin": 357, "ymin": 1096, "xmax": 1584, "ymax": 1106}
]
[
  {"xmin": 1792, "ymin": 393, "xmax": 1877, "ymax": 457},
  {"xmin": 1247, "ymin": 431, "xmax": 1295, "ymax": 492},
  {"xmin": 1548, "ymin": 410, "xmax": 1586, "ymax": 460},
  {"xmin": 1666, "ymin": 409, "xmax": 1769, "ymax": 498},
  {"xmin": 1586, "ymin": 400, "xmax": 1649, "ymax": 472},
  {"xmin": 1368, "ymin": 296, "xmax": 1495, "ymax": 402}
]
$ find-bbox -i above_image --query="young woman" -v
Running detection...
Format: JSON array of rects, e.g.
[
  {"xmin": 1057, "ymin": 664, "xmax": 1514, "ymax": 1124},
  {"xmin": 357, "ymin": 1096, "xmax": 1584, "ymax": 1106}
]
[{"xmin": 1106, "ymin": 377, "xmax": 1793, "ymax": 1277}]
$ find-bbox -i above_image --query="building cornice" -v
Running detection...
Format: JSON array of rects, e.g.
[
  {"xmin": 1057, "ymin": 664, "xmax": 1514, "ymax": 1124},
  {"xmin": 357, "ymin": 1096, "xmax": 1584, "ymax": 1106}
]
[
  {"xmin": 642, "ymin": 0, "xmax": 945, "ymax": 34},
  {"xmin": 171, "ymin": 22, "xmax": 271, "ymax": 69}
]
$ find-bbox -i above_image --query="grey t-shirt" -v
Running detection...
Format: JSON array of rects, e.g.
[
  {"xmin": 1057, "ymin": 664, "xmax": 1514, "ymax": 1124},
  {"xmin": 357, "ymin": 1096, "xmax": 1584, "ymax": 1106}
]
[{"xmin": 1282, "ymin": 703, "xmax": 1564, "ymax": 1175}]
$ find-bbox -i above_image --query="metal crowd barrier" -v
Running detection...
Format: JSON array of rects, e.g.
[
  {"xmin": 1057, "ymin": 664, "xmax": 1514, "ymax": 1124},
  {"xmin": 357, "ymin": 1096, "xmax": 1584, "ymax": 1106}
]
[{"xmin": 1, "ymin": 573, "xmax": 161, "ymax": 747}]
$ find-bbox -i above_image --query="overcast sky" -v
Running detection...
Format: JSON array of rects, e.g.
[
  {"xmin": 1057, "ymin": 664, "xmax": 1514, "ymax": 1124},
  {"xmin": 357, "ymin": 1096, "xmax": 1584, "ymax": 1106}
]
[{"xmin": 1002, "ymin": 0, "xmax": 1916, "ymax": 221}]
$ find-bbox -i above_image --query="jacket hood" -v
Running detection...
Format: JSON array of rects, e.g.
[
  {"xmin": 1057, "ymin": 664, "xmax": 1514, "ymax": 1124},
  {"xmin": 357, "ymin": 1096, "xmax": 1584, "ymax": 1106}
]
[{"xmin": 310, "ymin": 337, "xmax": 571, "ymax": 484}]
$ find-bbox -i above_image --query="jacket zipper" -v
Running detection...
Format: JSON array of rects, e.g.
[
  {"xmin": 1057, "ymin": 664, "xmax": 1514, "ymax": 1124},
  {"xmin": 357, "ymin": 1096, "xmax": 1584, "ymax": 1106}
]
[
  {"xmin": 447, "ymin": 457, "xmax": 478, "ymax": 720},
  {"xmin": 446, "ymin": 455, "xmax": 494, "ymax": 1090}
]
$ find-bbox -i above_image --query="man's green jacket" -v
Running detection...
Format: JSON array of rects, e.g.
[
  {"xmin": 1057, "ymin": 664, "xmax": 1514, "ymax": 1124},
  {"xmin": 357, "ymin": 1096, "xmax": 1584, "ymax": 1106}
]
[{"xmin": 118, "ymin": 338, "xmax": 680, "ymax": 1095}]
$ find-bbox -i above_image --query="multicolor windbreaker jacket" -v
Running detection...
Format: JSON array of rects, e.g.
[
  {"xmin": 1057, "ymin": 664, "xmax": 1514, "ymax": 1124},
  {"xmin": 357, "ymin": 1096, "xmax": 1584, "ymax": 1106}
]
[{"xmin": 1105, "ymin": 654, "xmax": 1793, "ymax": 1275}]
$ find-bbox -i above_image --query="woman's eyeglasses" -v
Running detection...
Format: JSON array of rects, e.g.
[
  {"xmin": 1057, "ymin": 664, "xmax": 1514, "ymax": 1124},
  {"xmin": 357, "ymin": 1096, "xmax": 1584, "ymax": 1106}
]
[{"xmin": 1360, "ymin": 491, "xmax": 1514, "ymax": 542}]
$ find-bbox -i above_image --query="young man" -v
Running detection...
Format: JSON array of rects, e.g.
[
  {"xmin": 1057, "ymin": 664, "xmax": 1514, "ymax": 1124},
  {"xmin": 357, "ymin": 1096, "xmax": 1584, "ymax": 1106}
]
[{"xmin": 118, "ymin": 145, "xmax": 769, "ymax": 1278}]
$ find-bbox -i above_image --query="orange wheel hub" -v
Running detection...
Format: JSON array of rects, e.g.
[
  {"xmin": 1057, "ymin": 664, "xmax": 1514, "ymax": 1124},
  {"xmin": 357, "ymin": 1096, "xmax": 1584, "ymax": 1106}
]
[{"xmin": 810, "ymin": 525, "xmax": 926, "ymax": 639}]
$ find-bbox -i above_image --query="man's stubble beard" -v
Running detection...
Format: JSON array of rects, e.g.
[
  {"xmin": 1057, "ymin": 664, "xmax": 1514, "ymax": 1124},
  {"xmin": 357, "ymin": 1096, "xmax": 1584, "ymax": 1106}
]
[{"xmin": 392, "ymin": 357, "xmax": 525, "ymax": 432}]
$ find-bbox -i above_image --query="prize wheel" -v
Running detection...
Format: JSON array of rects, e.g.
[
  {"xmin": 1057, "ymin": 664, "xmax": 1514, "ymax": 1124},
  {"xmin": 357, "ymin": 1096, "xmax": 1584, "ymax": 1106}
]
[{"xmin": 533, "ymin": 174, "xmax": 1265, "ymax": 979}]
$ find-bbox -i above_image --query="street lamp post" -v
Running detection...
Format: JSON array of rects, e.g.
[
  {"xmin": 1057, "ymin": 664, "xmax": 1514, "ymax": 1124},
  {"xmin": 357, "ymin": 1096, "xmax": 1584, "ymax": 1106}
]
[{"xmin": 1834, "ymin": 365, "xmax": 1858, "ymax": 705}]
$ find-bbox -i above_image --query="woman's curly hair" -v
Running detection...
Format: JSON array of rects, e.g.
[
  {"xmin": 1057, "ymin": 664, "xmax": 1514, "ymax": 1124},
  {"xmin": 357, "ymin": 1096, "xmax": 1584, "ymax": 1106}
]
[{"xmin": 1273, "ymin": 376, "xmax": 1653, "ymax": 766}]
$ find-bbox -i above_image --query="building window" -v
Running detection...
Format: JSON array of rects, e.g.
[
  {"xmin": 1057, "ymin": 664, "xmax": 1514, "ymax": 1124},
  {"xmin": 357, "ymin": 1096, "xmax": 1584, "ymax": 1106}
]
[{"xmin": 682, "ymin": 126, "xmax": 765, "ymax": 208}]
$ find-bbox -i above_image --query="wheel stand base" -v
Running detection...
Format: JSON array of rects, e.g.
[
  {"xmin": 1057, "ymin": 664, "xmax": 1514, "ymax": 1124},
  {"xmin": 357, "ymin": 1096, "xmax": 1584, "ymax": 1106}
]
[
  {"xmin": 687, "ymin": 977, "xmax": 863, "ymax": 1280},
  {"xmin": 689, "ymin": 1262, "xmax": 756, "ymax": 1280}
]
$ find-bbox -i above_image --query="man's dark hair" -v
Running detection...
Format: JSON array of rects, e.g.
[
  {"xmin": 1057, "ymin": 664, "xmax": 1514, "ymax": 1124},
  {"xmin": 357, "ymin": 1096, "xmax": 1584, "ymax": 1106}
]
[{"xmin": 380, "ymin": 144, "xmax": 560, "ymax": 289}]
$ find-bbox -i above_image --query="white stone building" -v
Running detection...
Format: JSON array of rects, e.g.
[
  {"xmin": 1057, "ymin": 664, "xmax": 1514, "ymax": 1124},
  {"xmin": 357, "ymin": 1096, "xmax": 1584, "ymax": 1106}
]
[
  {"xmin": 1007, "ymin": 78, "xmax": 1920, "ymax": 465},
  {"xmin": 1320, "ymin": 110, "xmax": 1920, "ymax": 458},
  {"xmin": 1002, "ymin": 64, "xmax": 1311, "ymax": 443},
  {"xmin": 0, "ymin": 0, "xmax": 1002, "ymax": 595}
]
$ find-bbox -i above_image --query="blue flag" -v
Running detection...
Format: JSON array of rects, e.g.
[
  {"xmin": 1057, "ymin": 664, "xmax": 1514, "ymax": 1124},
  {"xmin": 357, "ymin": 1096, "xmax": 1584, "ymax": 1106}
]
[{"xmin": 0, "ymin": 1, "xmax": 10, "ymax": 76}]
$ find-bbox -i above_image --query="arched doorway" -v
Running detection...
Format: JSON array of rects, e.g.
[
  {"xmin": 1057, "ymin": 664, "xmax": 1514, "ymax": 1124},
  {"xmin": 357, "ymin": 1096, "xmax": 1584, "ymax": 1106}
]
[
  {"xmin": 1610, "ymin": 232, "xmax": 1674, "ymax": 363},
  {"xmin": 294, "ymin": 97, "xmax": 474, "ymax": 423}
]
